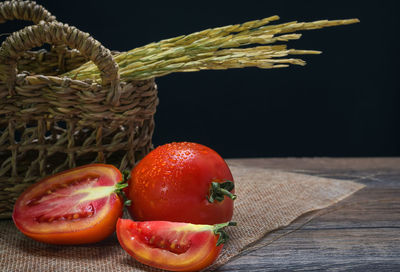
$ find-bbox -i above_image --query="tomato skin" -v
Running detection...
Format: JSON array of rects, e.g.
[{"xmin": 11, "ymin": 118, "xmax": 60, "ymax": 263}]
[
  {"xmin": 15, "ymin": 196, "xmax": 123, "ymax": 245},
  {"xmin": 128, "ymin": 142, "xmax": 234, "ymax": 225},
  {"xmin": 116, "ymin": 218, "xmax": 223, "ymax": 272},
  {"xmin": 12, "ymin": 164, "xmax": 123, "ymax": 245}
]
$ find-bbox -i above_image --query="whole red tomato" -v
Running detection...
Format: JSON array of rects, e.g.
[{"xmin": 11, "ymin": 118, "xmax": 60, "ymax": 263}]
[{"xmin": 127, "ymin": 142, "xmax": 236, "ymax": 225}]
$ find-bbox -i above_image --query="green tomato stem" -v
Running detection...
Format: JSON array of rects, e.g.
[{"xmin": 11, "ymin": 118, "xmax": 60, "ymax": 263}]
[
  {"xmin": 114, "ymin": 172, "xmax": 131, "ymax": 206},
  {"xmin": 207, "ymin": 180, "xmax": 237, "ymax": 203},
  {"xmin": 115, "ymin": 182, "xmax": 128, "ymax": 193},
  {"xmin": 213, "ymin": 221, "xmax": 237, "ymax": 246}
]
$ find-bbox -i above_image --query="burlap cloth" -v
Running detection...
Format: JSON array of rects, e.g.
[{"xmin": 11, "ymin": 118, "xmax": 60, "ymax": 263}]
[{"xmin": 0, "ymin": 165, "xmax": 364, "ymax": 272}]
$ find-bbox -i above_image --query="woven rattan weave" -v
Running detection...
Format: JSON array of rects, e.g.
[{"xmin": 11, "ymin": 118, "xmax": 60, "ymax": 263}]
[
  {"xmin": 0, "ymin": 20, "xmax": 158, "ymax": 218},
  {"xmin": 0, "ymin": 1, "xmax": 88, "ymax": 76}
]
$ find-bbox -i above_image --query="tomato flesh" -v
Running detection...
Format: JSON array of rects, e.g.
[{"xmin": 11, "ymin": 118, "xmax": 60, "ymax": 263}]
[
  {"xmin": 13, "ymin": 164, "xmax": 123, "ymax": 244},
  {"xmin": 128, "ymin": 142, "xmax": 235, "ymax": 225},
  {"xmin": 117, "ymin": 218, "xmax": 223, "ymax": 272}
]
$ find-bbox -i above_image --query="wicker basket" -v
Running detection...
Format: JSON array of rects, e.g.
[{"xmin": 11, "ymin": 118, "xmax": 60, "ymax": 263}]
[
  {"xmin": 0, "ymin": 1, "xmax": 89, "ymax": 77},
  {"xmin": 0, "ymin": 21, "xmax": 158, "ymax": 218}
]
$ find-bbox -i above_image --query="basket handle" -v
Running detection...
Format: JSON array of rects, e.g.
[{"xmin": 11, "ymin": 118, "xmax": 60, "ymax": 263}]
[
  {"xmin": 0, "ymin": 22, "xmax": 121, "ymax": 105},
  {"xmin": 0, "ymin": 0, "xmax": 56, "ymax": 24}
]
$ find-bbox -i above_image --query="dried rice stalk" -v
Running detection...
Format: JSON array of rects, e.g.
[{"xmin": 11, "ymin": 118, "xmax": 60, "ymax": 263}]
[{"xmin": 62, "ymin": 16, "xmax": 359, "ymax": 82}]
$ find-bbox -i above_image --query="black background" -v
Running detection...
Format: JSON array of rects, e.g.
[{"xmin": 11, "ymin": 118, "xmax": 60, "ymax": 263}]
[{"xmin": 2, "ymin": 1, "xmax": 399, "ymax": 158}]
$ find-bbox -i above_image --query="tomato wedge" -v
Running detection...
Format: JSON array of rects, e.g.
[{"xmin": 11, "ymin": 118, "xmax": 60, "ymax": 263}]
[
  {"xmin": 13, "ymin": 164, "xmax": 124, "ymax": 245},
  {"xmin": 117, "ymin": 218, "xmax": 235, "ymax": 272}
]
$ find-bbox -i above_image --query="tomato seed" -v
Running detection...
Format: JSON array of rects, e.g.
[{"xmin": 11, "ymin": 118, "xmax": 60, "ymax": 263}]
[
  {"xmin": 149, "ymin": 236, "xmax": 155, "ymax": 244},
  {"xmin": 26, "ymin": 199, "xmax": 39, "ymax": 206},
  {"xmin": 86, "ymin": 204, "xmax": 95, "ymax": 213},
  {"xmin": 73, "ymin": 213, "xmax": 79, "ymax": 219}
]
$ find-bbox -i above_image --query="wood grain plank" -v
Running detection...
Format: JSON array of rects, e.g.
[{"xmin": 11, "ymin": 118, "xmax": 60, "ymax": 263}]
[
  {"xmin": 217, "ymin": 159, "xmax": 400, "ymax": 271},
  {"xmin": 287, "ymin": 188, "xmax": 400, "ymax": 230},
  {"xmin": 218, "ymin": 228, "xmax": 400, "ymax": 272},
  {"xmin": 227, "ymin": 158, "xmax": 400, "ymax": 171}
]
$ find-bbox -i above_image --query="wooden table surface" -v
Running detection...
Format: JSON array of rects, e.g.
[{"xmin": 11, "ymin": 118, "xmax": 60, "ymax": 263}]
[{"xmin": 219, "ymin": 158, "xmax": 400, "ymax": 272}]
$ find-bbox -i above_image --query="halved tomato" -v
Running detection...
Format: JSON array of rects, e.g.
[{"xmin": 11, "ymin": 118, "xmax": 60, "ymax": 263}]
[
  {"xmin": 117, "ymin": 218, "xmax": 235, "ymax": 272},
  {"xmin": 13, "ymin": 164, "xmax": 124, "ymax": 245}
]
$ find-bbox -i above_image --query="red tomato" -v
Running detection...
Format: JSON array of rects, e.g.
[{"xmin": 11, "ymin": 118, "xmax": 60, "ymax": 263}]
[
  {"xmin": 128, "ymin": 142, "xmax": 236, "ymax": 225},
  {"xmin": 13, "ymin": 164, "xmax": 124, "ymax": 244},
  {"xmin": 117, "ymin": 218, "xmax": 235, "ymax": 271}
]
